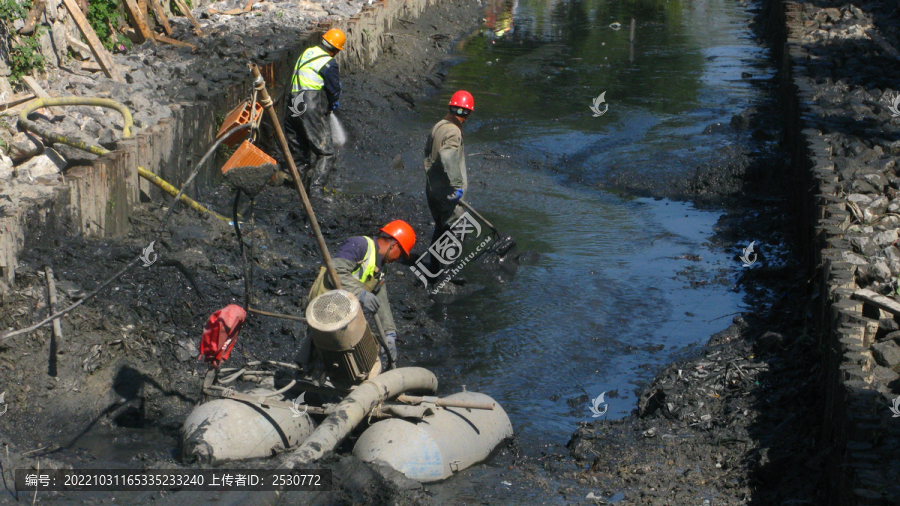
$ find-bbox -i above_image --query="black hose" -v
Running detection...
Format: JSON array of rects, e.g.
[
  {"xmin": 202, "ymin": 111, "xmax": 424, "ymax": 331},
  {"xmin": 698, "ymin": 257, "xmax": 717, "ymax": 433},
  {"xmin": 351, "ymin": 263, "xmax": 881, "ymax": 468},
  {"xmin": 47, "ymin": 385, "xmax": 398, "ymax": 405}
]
[{"xmin": 232, "ymin": 189, "xmax": 251, "ymax": 314}]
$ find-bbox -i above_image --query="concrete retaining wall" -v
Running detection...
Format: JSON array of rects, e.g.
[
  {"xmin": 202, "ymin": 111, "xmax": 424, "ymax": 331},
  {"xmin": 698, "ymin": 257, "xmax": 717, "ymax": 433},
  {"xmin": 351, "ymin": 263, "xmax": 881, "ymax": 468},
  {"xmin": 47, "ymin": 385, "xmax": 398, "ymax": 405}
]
[
  {"xmin": 0, "ymin": 0, "xmax": 441, "ymax": 286},
  {"xmin": 772, "ymin": 0, "xmax": 900, "ymax": 503}
]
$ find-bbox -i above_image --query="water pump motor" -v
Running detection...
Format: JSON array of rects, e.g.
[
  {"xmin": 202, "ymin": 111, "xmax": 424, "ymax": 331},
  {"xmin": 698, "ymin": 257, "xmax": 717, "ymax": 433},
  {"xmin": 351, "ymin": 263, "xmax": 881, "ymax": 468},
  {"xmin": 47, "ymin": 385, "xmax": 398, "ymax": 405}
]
[{"xmin": 305, "ymin": 289, "xmax": 381, "ymax": 388}]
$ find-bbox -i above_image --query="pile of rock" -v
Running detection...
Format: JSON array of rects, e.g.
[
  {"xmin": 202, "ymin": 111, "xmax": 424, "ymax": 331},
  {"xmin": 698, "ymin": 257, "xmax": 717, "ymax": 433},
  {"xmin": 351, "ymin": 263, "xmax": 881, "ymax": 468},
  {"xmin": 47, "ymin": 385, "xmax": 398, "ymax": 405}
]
[{"xmin": 784, "ymin": 0, "xmax": 900, "ymax": 502}]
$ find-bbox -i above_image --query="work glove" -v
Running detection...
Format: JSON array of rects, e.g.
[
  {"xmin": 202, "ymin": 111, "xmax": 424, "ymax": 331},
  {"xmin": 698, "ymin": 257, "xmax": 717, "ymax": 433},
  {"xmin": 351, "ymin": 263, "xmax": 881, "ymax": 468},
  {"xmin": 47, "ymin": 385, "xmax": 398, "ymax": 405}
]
[
  {"xmin": 384, "ymin": 331, "xmax": 399, "ymax": 363},
  {"xmin": 358, "ymin": 291, "xmax": 380, "ymax": 313},
  {"xmin": 331, "ymin": 101, "xmax": 340, "ymax": 110},
  {"xmin": 447, "ymin": 188, "xmax": 463, "ymax": 202}
]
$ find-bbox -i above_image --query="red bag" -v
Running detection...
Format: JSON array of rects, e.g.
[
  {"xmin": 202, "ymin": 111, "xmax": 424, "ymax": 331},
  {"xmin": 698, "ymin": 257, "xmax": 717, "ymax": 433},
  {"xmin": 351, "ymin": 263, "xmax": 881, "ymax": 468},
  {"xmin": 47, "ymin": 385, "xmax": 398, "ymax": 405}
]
[{"xmin": 198, "ymin": 305, "xmax": 246, "ymax": 368}]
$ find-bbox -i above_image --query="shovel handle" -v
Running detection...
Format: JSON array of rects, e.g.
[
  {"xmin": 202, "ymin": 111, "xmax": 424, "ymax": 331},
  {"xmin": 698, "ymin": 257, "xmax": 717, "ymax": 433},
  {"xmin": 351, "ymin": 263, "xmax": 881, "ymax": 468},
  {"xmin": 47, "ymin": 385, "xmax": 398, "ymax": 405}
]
[{"xmin": 458, "ymin": 199, "xmax": 499, "ymax": 235}]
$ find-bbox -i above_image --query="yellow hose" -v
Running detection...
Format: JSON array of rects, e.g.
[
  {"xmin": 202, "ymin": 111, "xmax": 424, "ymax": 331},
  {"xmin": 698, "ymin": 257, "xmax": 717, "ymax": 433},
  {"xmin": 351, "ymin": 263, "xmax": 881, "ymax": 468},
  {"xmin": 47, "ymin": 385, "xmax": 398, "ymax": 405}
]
[
  {"xmin": 20, "ymin": 97, "xmax": 133, "ymax": 138},
  {"xmin": 138, "ymin": 167, "xmax": 230, "ymax": 221},
  {"xmin": 17, "ymin": 97, "xmax": 229, "ymax": 222}
]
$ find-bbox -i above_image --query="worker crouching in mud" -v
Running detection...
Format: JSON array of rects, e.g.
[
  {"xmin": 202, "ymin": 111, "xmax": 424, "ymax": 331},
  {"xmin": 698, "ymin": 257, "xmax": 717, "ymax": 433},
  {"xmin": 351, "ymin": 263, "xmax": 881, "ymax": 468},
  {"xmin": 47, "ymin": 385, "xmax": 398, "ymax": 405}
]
[
  {"xmin": 298, "ymin": 220, "xmax": 416, "ymax": 368},
  {"xmin": 284, "ymin": 28, "xmax": 345, "ymax": 201},
  {"xmin": 424, "ymin": 90, "xmax": 474, "ymax": 275}
]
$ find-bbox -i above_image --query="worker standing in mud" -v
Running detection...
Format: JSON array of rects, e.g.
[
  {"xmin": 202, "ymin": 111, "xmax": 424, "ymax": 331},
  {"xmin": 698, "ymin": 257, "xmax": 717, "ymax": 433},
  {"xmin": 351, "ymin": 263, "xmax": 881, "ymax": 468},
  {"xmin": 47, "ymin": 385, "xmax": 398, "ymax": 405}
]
[
  {"xmin": 284, "ymin": 28, "xmax": 346, "ymax": 200},
  {"xmin": 423, "ymin": 90, "xmax": 474, "ymax": 273},
  {"xmin": 300, "ymin": 220, "xmax": 416, "ymax": 365}
]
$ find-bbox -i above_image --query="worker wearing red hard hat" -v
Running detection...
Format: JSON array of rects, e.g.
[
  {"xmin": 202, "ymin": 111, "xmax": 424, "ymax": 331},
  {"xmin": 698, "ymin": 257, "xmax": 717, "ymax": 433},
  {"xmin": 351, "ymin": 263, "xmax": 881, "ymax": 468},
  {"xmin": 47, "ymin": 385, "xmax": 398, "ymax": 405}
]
[
  {"xmin": 423, "ymin": 90, "xmax": 474, "ymax": 273},
  {"xmin": 301, "ymin": 220, "xmax": 416, "ymax": 365},
  {"xmin": 284, "ymin": 28, "xmax": 346, "ymax": 200}
]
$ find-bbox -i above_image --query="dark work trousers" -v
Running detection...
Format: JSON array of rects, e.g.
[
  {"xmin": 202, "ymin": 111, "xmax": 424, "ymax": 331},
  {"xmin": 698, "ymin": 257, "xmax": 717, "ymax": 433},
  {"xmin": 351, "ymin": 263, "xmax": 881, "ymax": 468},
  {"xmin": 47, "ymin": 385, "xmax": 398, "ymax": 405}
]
[
  {"xmin": 284, "ymin": 89, "xmax": 334, "ymax": 190},
  {"xmin": 426, "ymin": 188, "xmax": 464, "ymax": 275}
]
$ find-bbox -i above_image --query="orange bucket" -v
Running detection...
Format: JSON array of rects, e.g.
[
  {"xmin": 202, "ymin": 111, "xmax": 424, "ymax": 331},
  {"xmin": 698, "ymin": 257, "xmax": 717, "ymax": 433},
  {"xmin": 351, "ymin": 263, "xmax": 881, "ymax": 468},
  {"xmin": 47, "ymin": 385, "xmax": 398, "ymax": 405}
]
[
  {"xmin": 216, "ymin": 101, "xmax": 264, "ymax": 148},
  {"xmin": 221, "ymin": 140, "xmax": 277, "ymax": 197}
]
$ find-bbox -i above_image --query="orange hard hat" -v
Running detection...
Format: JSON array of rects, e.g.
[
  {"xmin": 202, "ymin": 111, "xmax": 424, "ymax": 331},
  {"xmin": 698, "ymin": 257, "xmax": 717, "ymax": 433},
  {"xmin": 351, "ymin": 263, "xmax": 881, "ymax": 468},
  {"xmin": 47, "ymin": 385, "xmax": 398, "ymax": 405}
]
[
  {"xmin": 449, "ymin": 90, "xmax": 474, "ymax": 112},
  {"xmin": 380, "ymin": 220, "xmax": 416, "ymax": 257},
  {"xmin": 322, "ymin": 29, "xmax": 346, "ymax": 51}
]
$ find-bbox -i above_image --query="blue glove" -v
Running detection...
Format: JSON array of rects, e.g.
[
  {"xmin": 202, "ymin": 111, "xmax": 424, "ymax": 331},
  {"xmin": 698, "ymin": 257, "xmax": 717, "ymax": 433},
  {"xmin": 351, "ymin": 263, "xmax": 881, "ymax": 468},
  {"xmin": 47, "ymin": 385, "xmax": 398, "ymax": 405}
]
[
  {"xmin": 383, "ymin": 331, "xmax": 398, "ymax": 363},
  {"xmin": 358, "ymin": 291, "xmax": 380, "ymax": 312},
  {"xmin": 331, "ymin": 101, "xmax": 340, "ymax": 110},
  {"xmin": 448, "ymin": 189, "xmax": 463, "ymax": 202}
]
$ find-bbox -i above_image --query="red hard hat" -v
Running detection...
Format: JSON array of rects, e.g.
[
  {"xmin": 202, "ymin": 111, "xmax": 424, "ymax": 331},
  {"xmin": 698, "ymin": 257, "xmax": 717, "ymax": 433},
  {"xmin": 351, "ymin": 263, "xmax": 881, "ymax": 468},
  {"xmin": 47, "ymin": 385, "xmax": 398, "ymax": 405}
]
[
  {"xmin": 449, "ymin": 90, "xmax": 474, "ymax": 111},
  {"xmin": 380, "ymin": 220, "xmax": 416, "ymax": 257}
]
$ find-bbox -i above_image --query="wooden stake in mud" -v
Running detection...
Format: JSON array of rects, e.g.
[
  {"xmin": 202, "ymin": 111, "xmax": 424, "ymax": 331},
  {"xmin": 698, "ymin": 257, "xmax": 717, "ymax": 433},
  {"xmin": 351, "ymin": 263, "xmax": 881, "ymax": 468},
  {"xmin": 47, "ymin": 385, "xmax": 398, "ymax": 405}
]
[
  {"xmin": 44, "ymin": 266, "xmax": 62, "ymax": 377},
  {"xmin": 249, "ymin": 64, "xmax": 342, "ymax": 290}
]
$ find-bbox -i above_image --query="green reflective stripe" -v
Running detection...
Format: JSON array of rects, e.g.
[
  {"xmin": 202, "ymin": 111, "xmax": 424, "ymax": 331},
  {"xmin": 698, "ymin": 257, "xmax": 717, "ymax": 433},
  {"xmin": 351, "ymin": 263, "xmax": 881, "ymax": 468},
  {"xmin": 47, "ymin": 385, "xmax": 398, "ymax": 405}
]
[
  {"xmin": 291, "ymin": 47, "xmax": 332, "ymax": 92},
  {"xmin": 351, "ymin": 237, "xmax": 377, "ymax": 284}
]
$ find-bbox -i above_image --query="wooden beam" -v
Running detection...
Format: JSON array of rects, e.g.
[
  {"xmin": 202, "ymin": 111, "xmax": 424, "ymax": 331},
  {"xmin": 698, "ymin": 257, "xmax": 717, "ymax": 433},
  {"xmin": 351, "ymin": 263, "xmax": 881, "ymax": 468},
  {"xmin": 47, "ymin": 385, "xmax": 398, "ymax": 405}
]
[
  {"xmin": 173, "ymin": 0, "xmax": 204, "ymax": 35},
  {"xmin": 20, "ymin": 76, "xmax": 59, "ymax": 116},
  {"xmin": 853, "ymin": 288, "xmax": 900, "ymax": 317},
  {"xmin": 0, "ymin": 93, "xmax": 36, "ymax": 110},
  {"xmin": 19, "ymin": 0, "xmax": 46, "ymax": 35},
  {"xmin": 123, "ymin": 0, "xmax": 155, "ymax": 43},
  {"xmin": 61, "ymin": 0, "xmax": 122, "ymax": 81},
  {"xmin": 81, "ymin": 60, "xmax": 102, "ymax": 72},
  {"xmin": 149, "ymin": 0, "xmax": 173, "ymax": 35},
  {"xmin": 153, "ymin": 34, "xmax": 196, "ymax": 50},
  {"xmin": 66, "ymin": 33, "xmax": 92, "ymax": 60}
]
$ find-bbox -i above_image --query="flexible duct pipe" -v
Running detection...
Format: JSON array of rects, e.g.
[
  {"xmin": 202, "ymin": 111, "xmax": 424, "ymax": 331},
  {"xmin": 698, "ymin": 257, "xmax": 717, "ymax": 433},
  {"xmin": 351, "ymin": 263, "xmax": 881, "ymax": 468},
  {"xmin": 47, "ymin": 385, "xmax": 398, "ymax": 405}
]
[{"xmin": 279, "ymin": 367, "xmax": 439, "ymax": 469}]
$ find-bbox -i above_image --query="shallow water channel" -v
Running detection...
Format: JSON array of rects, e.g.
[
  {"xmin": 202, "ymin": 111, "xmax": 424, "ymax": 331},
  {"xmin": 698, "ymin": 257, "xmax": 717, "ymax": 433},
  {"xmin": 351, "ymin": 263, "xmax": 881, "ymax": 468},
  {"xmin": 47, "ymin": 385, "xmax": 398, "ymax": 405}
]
[
  {"xmin": 399, "ymin": 0, "xmax": 773, "ymax": 501},
  {"xmin": 43, "ymin": 0, "xmax": 774, "ymax": 501}
]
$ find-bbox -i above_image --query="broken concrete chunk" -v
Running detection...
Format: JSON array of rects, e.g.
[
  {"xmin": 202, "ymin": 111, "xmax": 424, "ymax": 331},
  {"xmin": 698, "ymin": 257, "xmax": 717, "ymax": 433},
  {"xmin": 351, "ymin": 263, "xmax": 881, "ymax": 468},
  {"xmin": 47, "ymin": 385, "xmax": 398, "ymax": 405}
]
[
  {"xmin": 864, "ymin": 196, "xmax": 889, "ymax": 222},
  {"xmin": 874, "ymin": 365, "xmax": 899, "ymax": 384},
  {"xmin": 873, "ymin": 229, "xmax": 899, "ymax": 248},
  {"xmin": 15, "ymin": 148, "xmax": 66, "ymax": 182},
  {"xmin": 879, "ymin": 317, "xmax": 899, "ymax": 332},
  {"xmin": 862, "ymin": 173, "xmax": 888, "ymax": 190},
  {"xmin": 9, "ymin": 132, "xmax": 44, "ymax": 162},
  {"xmin": 868, "ymin": 261, "xmax": 892, "ymax": 283},
  {"xmin": 872, "ymin": 340, "xmax": 900, "ymax": 372},
  {"xmin": 841, "ymin": 250, "xmax": 869, "ymax": 266},
  {"xmin": 848, "ymin": 193, "xmax": 873, "ymax": 205},
  {"xmin": 0, "ymin": 153, "xmax": 13, "ymax": 180},
  {"xmin": 52, "ymin": 142, "xmax": 98, "ymax": 165},
  {"xmin": 98, "ymin": 128, "xmax": 117, "ymax": 150}
]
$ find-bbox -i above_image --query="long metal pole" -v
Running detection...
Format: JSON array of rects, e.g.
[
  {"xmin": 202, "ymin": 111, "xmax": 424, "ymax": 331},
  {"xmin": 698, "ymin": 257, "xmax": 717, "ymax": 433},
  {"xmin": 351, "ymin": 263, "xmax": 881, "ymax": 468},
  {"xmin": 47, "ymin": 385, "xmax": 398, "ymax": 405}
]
[
  {"xmin": 250, "ymin": 64, "xmax": 342, "ymax": 289},
  {"xmin": 458, "ymin": 199, "xmax": 500, "ymax": 235}
]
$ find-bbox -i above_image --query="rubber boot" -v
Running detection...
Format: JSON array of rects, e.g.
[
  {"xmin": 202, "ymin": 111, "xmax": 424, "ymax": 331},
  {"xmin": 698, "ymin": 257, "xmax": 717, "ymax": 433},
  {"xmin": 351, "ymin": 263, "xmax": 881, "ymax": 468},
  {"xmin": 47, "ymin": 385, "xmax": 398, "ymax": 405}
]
[{"xmin": 309, "ymin": 155, "xmax": 334, "ymax": 203}]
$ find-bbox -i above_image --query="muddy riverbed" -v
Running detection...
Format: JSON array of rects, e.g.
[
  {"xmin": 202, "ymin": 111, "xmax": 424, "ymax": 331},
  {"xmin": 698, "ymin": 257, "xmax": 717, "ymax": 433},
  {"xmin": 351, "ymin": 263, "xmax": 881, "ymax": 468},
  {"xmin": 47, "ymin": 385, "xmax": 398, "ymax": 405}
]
[{"xmin": 0, "ymin": 0, "xmax": 824, "ymax": 504}]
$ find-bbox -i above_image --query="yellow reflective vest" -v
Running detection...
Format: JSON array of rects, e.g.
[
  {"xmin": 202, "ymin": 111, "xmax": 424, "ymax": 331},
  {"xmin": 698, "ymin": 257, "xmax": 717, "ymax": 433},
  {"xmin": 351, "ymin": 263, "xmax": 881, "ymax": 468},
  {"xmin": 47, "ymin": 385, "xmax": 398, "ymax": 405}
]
[{"xmin": 291, "ymin": 46, "xmax": 333, "ymax": 92}]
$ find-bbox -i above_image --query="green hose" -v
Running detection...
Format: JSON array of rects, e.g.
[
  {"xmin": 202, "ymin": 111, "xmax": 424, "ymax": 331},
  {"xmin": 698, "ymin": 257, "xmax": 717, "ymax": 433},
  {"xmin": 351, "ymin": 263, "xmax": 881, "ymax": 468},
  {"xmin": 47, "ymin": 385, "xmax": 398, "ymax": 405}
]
[{"xmin": 17, "ymin": 97, "xmax": 229, "ymax": 221}]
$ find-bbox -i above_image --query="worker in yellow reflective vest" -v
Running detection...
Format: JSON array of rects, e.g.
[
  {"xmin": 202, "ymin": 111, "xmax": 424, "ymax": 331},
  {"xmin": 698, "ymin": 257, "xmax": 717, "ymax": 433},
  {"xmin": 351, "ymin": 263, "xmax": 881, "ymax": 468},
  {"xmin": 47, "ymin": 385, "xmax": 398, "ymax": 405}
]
[
  {"xmin": 285, "ymin": 28, "xmax": 346, "ymax": 198},
  {"xmin": 301, "ymin": 220, "xmax": 417, "ymax": 365}
]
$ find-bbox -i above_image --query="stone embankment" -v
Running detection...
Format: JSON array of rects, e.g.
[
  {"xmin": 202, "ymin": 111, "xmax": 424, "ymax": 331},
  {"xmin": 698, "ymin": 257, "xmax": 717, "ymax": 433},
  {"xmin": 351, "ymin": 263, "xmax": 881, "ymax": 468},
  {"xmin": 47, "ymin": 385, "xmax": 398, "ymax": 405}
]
[
  {"xmin": 775, "ymin": 0, "xmax": 900, "ymax": 502},
  {"xmin": 0, "ymin": 0, "xmax": 446, "ymax": 288}
]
